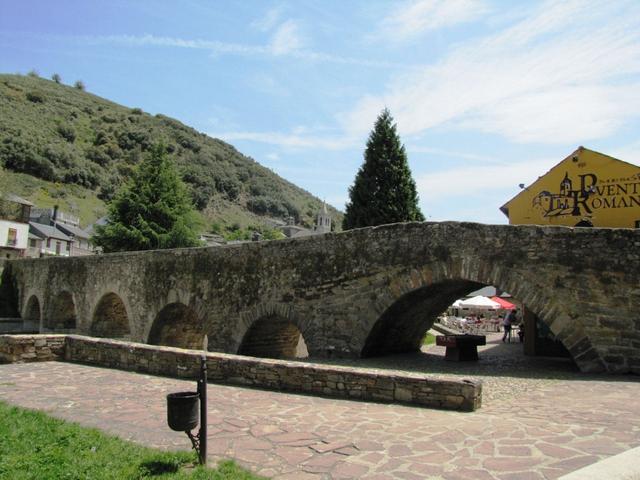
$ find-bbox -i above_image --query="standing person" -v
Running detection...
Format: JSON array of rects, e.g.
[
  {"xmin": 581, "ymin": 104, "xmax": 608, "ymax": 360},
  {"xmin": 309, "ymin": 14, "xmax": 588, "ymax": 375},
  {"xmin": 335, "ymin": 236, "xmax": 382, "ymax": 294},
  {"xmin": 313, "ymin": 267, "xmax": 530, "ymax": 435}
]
[{"xmin": 502, "ymin": 309, "xmax": 516, "ymax": 342}]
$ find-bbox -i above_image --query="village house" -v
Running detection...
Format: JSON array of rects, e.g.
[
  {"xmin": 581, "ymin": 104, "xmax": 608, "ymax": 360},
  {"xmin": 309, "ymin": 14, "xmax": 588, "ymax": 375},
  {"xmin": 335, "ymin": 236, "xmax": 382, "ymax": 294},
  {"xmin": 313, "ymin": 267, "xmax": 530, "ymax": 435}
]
[
  {"xmin": 0, "ymin": 194, "xmax": 32, "ymax": 259},
  {"xmin": 28, "ymin": 206, "xmax": 95, "ymax": 257},
  {"xmin": 28, "ymin": 221, "xmax": 73, "ymax": 257}
]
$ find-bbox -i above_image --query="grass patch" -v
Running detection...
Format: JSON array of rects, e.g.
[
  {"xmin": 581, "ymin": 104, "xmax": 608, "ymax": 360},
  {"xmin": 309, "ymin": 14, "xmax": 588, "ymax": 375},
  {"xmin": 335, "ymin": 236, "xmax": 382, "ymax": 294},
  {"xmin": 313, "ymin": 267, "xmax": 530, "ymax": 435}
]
[
  {"xmin": 0, "ymin": 401, "xmax": 264, "ymax": 479},
  {"xmin": 422, "ymin": 333, "xmax": 436, "ymax": 346}
]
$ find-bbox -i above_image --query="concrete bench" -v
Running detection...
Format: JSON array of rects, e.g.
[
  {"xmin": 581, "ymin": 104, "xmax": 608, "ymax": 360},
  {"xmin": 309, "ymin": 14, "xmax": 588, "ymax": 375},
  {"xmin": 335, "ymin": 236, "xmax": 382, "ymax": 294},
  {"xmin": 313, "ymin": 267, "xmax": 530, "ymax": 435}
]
[{"xmin": 436, "ymin": 334, "xmax": 486, "ymax": 361}]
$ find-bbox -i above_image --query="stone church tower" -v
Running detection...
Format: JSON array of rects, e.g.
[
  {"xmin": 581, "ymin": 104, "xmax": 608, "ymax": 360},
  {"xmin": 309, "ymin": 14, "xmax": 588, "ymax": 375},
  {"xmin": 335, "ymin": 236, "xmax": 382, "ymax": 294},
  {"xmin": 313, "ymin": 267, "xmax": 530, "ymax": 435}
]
[{"xmin": 315, "ymin": 202, "xmax": 331, "ymax": 234}]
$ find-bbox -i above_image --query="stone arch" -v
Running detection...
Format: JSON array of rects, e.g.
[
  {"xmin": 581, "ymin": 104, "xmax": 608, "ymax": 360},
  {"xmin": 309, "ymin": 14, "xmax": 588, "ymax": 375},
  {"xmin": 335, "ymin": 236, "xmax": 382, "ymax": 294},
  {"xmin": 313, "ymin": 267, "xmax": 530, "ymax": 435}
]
[
  {"xmin": 45, "ymin": 291, "xmax": 77, "ymax": 331},
  {"xmin": 238, "ymin": 313, "xmax": 308, "ymax": 359},
  {"xmin": 91, "ymin": 292, "xmax": 131, "ymax": 339},
  {"xmin": 362, "ymin": 279, "xmax": 484, "ymax": 357},
  {"xmin": 148, "ymin": 302, "xmax": 204, "ymax": 349},
  {"xmin": 359, "ymin": 260, "xmax": 601, "ymax": 372},
  {"xmin": 23, "ymin": 295, "xmax": 41, "ymax": 332}
]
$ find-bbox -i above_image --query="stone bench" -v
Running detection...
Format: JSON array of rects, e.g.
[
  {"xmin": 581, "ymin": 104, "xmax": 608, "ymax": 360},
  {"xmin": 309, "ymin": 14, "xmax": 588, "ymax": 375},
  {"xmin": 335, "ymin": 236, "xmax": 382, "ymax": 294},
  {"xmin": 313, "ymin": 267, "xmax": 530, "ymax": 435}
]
[{"xmin": 436, "ymin": 334, "xmax": 486, "ymax": 361}]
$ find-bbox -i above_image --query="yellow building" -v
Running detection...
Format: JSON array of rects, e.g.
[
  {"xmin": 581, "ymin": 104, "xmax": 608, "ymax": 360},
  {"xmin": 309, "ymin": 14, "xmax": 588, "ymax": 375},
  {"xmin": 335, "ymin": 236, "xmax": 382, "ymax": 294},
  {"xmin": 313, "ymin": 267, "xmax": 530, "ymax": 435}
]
[{"xmin": 500, "ymin": 147, "xmax": 640, "ymax": 228}]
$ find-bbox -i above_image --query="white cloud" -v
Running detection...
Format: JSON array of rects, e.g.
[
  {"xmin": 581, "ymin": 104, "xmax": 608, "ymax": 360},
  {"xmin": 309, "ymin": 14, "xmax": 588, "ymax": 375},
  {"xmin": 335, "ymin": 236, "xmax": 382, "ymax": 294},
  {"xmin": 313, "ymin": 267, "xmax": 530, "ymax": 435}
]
[
  {"xmin": 269, "ymin": 20, "xmax": 306, "ymax": 55},
  {"xmin": 407, "ymin": 145, "xmax": 495, "ymax": 162},
  {"xmin": 381, "ymin": 0, "xmax": 489, "ymax": 41},
  {"xmin": 344, "ymin": 0, "xmax": 640, "ymax": 144},
  {"xmin": 266, "ymin": 152, "xmax": 280, "ymax": 161},
  {"xmin": 609, "ymin": 141, "xmax": 640, "ymax": 166},
  {"xmin": 251, "ymin": 6, "xmax": 284, "ymax": 32},
  {"xmin": 87, "ymin": 33, "xmax": 410, "ymax": 69},
  {"xmin": 459, "ymin": 84, "xmax": 640, "ymax": 144},
  {"xmin": 416, "ymin": 158, "xmax": 557, "ymax": 202},
  {"xmin": 95, "ymin": 34, "xmax": 268, "ymax": 55}
]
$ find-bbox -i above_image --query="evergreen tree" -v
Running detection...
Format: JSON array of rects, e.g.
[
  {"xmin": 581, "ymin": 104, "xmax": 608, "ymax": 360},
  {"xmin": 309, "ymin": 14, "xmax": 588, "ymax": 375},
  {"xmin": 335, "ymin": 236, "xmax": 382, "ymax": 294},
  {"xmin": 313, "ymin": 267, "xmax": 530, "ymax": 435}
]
[
  {"xmin": 92, "ymin": 144, "xmax": 202, "ymax": 252},
  {"xmin": 343, "ymin": 108, "xmax": 424, "ymax": 230}
]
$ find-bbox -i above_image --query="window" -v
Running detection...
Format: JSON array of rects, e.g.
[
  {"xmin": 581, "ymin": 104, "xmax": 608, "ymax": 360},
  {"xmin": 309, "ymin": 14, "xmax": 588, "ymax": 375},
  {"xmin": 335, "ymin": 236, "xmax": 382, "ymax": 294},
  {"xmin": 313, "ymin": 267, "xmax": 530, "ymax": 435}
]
[
  {"xmin": 7, "ymin": 228, "xmax": 17, "ymax": 246},
  {"xmin": 66, "ymin": 242, "xmax": 71, "ymax": 252},
  {"xmin": 636, "ymin": 220, "xmax": 640, "ymax": 228},
  {"xmin": 47, "ymin": 238, "xmax": 51, "ymax": 248},
  {"xmin": 29, "ymin": 238, "xmax": 36, "ymax": 248}
]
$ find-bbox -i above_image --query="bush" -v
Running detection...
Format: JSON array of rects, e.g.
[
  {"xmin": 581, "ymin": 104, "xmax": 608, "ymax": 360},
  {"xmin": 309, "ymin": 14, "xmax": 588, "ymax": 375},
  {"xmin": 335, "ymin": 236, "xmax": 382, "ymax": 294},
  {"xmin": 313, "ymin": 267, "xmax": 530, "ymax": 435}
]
[
  {"xmin": 176, "ymin": 134, "xmax": 201, "ymax": 153},
  {"xmin": 27, "ymin": 69, "xmax": 39, "ymax": 78},
  {"xmin": 116, "ymin": 163, "xmax": 134, "ymax": 177},
  {"xmin": 1, "ymin": 138, "xmax": 58, "ymax": 181},
  {"xmin": 249, "ymin": 182, "xmax": 266, "ymax": 196},
  {"xmin": 97, "ymin": 177, "xmax": 120, "ymax": 202},
  {"xmin": 63, "ymin": 167, "xmax": 98, "ymax": 189},
  {"xmin": 86, "ymin": 146, "xmax": 112, "ymax": 166},
  {"xmin": 246, "ymin": 196, "xmax": 289, "ymax": 218},
  {"xmin": 56, "ymin": 123, "xmax": 76, "ymax": 143},
  {"xmin": 101, "ymin": 115, "xmax": 118, "ymax": 124},
  {"xmin": 117, "ymin": 128, "xmax": 150, "ymax": 151},
  {"xmin": 190, "ymin": 189, "xmax": 209, "ymax": 210},
  {"xmin": 103, "ymin": 141, "xmax": 123, "ymax": 161},
  {"xmin": 213, "ymin": 177, "xmax": 240, "ymax": 200},
  {"xmin": 93, "ymin": 130, "xmax": 110, "ymax": 146},
  {"xmin": 25, "ymin": 91, "xmax": 44, "ymax": 103},
  {"xmin": 74, "ymin": 80, "xmax": 85, "ymax": 91},
  {"xmin": 43, "ymin": 144, "xmax": 77, "ymax": 169},
  {"xmin": 51, "ymin": 73, "xmax": 62, "ymax": 84},
  {"xmin": 131, "ymin": 107, "xmax": 143, "ymax": 115}
]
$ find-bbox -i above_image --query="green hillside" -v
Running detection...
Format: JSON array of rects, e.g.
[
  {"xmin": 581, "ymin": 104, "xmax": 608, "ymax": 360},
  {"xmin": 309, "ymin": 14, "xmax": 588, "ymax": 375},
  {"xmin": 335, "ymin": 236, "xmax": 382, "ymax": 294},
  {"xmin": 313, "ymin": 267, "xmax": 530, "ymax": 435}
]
[{"xmin": 0, "ymin": 74, "xmax": 341, "ymax": 232}]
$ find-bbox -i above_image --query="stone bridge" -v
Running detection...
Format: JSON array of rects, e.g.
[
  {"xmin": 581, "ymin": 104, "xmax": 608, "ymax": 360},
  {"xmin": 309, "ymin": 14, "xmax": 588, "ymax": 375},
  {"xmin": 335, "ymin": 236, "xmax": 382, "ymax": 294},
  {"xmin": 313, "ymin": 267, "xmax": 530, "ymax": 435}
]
[{"xmin": 1, "ymin": 222, "xmax": 638, "ymax": 374}]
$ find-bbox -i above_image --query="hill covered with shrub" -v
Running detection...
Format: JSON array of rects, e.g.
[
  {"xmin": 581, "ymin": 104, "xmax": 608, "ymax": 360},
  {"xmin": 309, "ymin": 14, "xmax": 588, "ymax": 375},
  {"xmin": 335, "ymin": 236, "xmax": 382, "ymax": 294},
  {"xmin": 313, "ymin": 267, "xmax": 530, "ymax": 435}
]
[{"xmin": 0, "ymin": 73, "xmax": 341, "ymax": 232}]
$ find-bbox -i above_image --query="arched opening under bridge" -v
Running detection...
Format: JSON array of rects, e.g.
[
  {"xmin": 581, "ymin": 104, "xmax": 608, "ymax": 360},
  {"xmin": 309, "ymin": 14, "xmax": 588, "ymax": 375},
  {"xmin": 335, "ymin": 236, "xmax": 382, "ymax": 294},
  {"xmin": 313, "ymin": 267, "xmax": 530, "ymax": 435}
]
[
  {"xmin": 23, "ymin": 295, "xmax": 41, "ymax": 331},
  {"xmin": 360, "ymin": 279, "xmax": 576, "ymax": 372},
  {"xmin": 45, "ymin": 291, "xmax": 77, "ymax": 331},
  {"xmin": 362, "ymin": 279, "xmax": 483, "ymax": 357},
  {"xmin": 91, "ymin": 293, "xmax": 130, "ymax": 339},
  {"xmin": 148, "ymin": 302, "xmax": 204, "ymax": 349},
  {"xmin": 238, "ymin": 314, "xmax": 308, "ymax": 360}
]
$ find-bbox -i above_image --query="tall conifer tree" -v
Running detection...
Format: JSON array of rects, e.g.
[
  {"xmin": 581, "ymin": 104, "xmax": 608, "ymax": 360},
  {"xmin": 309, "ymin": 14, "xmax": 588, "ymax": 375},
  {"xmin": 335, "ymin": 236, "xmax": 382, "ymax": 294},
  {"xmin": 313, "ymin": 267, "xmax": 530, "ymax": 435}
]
[
  {"xmin": 343, "ymin": 109, "xmax": 424, "ymax": 230},
  {"xmin": 92, "ymin": 144, "xmax": 201, "ymax": 252}
]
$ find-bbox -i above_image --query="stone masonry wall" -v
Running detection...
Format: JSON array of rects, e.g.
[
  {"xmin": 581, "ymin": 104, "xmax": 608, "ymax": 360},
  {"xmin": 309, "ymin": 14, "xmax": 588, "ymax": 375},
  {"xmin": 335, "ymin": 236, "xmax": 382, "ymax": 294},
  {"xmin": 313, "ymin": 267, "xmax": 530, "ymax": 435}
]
[
  {"xmin": 3, "ymin": 222, "xmax": 638, "ymax": 373},
  {"xmin": 0, "ymin": 334, "xmax": 482, "ymax": 411},
  {"xmin": 0, "ymin": 334, "xmax": 65, "ymax": 363}
]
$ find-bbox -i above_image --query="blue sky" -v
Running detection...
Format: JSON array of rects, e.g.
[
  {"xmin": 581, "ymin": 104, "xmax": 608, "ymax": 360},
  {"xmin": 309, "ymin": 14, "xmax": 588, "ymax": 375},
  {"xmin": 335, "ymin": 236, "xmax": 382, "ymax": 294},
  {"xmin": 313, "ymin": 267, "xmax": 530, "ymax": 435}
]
[{"xmin": 1, "ymin": 0, "xmax": 639, "ymax": 224}]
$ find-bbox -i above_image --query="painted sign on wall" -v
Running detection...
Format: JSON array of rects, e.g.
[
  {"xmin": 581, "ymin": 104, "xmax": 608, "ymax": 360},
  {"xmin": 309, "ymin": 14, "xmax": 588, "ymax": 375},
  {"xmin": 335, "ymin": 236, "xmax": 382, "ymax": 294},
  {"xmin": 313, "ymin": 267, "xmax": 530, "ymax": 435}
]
[{"xmin": 501, "ymin": 147, "xmax": 640, "ymax": 228}]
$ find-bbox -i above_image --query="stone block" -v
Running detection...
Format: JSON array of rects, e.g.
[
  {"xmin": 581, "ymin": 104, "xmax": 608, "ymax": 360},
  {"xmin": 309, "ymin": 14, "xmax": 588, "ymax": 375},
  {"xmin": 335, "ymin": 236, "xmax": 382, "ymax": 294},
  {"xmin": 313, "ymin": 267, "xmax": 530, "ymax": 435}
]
[{"xmin": 394, "ymin": 387, "xmax": 413, "ymax": 402}]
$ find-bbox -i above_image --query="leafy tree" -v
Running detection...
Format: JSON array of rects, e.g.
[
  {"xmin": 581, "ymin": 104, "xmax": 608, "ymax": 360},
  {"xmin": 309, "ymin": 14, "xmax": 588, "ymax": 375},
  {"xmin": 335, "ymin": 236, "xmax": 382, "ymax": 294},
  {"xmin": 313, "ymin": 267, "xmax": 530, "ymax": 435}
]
[
  {"xmin": 73, "ymin": 80, "xmax": 85, "ymax": 91},
  {"xmin": 51, "ymin": 73, "xmax": 62, "ymax": 84},
  {"xmin": 92, "ymin": 144, "xmax": 202, "ymax": 252},
  {"xmin": 343, "ymin": 108, "xmax": 424, "ymax": 230}
]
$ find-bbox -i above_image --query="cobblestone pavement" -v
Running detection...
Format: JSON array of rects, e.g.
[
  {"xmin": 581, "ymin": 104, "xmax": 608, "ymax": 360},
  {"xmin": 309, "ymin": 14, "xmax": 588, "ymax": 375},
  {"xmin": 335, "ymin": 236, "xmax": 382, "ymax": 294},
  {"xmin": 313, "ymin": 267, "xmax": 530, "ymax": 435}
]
[{"xmin": 1, "ymin": 334, "xmax": 639, "ymax": 479}]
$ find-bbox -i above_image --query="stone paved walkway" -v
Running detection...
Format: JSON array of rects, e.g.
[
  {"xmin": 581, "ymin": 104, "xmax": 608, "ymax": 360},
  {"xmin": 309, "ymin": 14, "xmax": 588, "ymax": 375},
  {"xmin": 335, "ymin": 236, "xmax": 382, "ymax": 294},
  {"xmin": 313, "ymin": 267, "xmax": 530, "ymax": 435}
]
[{"xmin": 1, "ymin": 335, "xmax": 639, "ymax": 479}]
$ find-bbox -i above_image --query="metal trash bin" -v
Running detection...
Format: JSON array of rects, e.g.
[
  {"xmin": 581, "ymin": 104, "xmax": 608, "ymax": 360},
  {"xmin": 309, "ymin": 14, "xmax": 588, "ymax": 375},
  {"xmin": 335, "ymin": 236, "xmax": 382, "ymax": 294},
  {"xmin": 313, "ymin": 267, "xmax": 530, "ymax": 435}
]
[{"xmin": 166, "ymin": 391, "xmax": 199, "ymax": 432}]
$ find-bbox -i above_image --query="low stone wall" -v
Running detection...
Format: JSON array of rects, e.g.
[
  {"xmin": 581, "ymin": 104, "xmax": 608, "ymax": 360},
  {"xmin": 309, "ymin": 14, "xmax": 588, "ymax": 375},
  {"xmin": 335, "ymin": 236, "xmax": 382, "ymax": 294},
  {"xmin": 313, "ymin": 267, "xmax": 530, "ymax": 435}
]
[
  {"xmin": 0, "ymin": 334, "xmax": 66, "ymax": 363},
  {"xmin": 0, "ymin": 334, "xmax": 482, "ymax": 411}
]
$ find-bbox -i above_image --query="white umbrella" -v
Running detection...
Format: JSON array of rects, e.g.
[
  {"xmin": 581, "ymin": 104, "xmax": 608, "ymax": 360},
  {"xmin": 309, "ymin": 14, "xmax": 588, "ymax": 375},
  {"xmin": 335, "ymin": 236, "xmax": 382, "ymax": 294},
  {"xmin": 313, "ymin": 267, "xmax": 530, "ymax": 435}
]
[{"xmin": 458, "ymin": 295, "xmax": 501, "ymax": 309}]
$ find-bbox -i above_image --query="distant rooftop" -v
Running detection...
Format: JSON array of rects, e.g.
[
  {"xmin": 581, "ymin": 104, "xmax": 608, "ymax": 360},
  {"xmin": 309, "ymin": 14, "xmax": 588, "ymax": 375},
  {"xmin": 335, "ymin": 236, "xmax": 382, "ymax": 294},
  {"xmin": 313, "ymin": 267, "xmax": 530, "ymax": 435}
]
[{"xmin": 3, "ymin": 194, "xmax": 33, "ymax": 206}]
